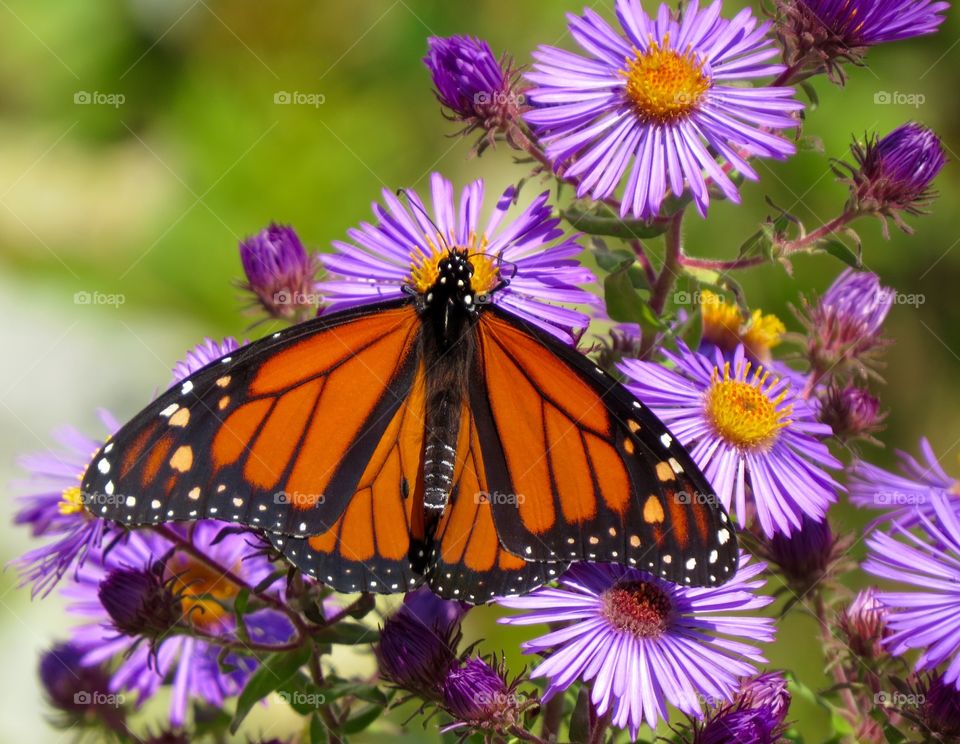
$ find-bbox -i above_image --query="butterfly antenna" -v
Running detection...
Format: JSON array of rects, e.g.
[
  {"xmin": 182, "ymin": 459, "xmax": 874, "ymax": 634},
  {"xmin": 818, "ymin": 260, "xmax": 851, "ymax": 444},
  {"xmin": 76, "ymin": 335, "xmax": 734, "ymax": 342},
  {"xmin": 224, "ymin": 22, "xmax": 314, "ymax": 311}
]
[{"xmin": 395, "ymin": 188, "xmax": 449, "ymax": 253}]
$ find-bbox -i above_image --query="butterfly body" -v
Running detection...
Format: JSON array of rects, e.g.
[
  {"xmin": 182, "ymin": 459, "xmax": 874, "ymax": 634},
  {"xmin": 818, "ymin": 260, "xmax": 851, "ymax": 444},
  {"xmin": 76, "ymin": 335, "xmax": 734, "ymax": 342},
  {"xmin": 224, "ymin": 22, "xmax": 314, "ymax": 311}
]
[{"xmin": 81, "ymin": 247, "xmax": 739, "ymax": 602}]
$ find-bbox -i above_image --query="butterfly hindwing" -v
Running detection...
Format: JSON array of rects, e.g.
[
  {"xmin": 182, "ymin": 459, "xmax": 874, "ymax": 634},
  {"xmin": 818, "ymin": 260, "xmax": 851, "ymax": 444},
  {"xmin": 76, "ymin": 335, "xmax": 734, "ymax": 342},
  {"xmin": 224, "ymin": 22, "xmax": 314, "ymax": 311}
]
[
  {"xmin": 267, "ymin": 359, "xmax": 429, "ymax": 594},
  {"xmin": 80, "ymin": 300, "xmax": 423, "ymax": 539},
  {"xmin": 469, "ymin": 307, "xmax": 739, "ymax": 587},
  {"xmin": 427, "ymin": 401, "xmax": 567, "ymax": 602}
]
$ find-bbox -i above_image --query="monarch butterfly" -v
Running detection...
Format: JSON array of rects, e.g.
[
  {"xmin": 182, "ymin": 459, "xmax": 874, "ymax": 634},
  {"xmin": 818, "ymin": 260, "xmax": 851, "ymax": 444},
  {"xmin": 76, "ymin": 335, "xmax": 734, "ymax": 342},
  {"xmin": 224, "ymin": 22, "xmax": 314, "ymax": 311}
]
[{"xmin": 80, "ymin": 177, "xmax": 738, "ymax": 603}]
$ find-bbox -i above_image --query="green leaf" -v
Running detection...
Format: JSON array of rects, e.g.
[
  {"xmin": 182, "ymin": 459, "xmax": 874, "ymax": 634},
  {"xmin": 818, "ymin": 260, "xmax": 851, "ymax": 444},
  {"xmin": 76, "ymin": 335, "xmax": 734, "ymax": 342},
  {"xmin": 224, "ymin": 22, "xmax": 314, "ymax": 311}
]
[
  {"xmin": 603, "ymin": 261, "xmax": 662, "ymax": 335},
  {"xmin": 821, "ymin": 238, "xmax": 862, "ymax": 268},
  {"xmin": 562, "ymin": 206, "xmax": 669, "ymax": 240},
  {"xmin": 312, "ymin": 621, "xmax": 377, "ymax": 646},
  {"xmin": 343, "ymin": 704, "xmax": 383, "ymax": 735},
  {"xmin": 800, "ymin": 81, "xmax": 819, "ymax": 108},
  {"xmin": 231, "ymin": 645, "xmax": 313, "ymax": 734}
]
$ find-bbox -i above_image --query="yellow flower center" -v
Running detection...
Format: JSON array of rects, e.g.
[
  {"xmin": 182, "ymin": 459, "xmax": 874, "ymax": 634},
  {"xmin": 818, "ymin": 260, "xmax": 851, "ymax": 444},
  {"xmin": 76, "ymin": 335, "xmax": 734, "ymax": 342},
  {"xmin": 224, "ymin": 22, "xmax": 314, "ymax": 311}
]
[
  {"xmin": 621, "ymin": 38, "xmax": 710, "ymax": 124},
  {"xmin": 58, "ymin": 486, "xmax": 86, "ymax": 515},
  {"xmin": 742, "ymin": 310, "xmax": 786, "ymax": 355},
  {"xmin": 700, "ymin": 290, "xmax": 785, "ymax": 361},
  {"xmin": 705, "ymin": 362, "xmax": 792, "ymax": 450},
  {"xmin": 167, "ymin": 556, "xmax": 240, "ymax": 630},
  {"xmin": 408, "ymin": 232, "xmax": 501, "ymax": 296}
]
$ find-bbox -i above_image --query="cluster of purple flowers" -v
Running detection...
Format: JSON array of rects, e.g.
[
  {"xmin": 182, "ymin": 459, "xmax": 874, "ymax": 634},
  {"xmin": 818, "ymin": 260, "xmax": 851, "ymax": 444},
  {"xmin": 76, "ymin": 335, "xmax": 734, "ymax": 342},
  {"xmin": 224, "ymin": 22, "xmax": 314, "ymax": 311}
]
[{"xmin": 11, "ymin": 0, "xmax": 956, "ymax": 741}]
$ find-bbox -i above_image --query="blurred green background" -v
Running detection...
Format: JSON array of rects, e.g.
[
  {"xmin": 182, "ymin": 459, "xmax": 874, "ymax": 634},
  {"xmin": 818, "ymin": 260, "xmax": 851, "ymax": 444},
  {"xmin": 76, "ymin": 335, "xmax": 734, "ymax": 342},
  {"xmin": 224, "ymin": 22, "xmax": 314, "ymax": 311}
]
[{"xmin": 0, "ymin": 0, "xmax": 956, "ymax": 741}]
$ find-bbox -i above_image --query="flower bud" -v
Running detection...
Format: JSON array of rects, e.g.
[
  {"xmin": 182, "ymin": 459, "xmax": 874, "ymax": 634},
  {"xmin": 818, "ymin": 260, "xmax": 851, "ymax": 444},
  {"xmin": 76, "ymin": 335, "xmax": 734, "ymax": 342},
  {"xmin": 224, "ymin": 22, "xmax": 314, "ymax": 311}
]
[
  {"xmin": 848, "ymin": 123, "xmax": 945, "ymax": 231},
  {"xmin": 239, "ymin": 223, "xmax": 320, "ymax": 320},
  {"xmin": 424, "ymin": 36, "xmax": 524, "ymax": 148},
  {"xmin": 818, "ymin": 384, "xmax": 884, "ymax": 441},
  {"xmin": 441, "ymin": 657, "xmax": 521, "ymax": 731},
  {"xmin": 375, "ymin": 587, "xmax": 465, "ymax": 700},
  {"xmin": 98, "ymin": 565, "xmax": 181, "ymax": 639},
  {"xmin": 838, "ymin": 588, "xmax": 889, "ymax": 660}
]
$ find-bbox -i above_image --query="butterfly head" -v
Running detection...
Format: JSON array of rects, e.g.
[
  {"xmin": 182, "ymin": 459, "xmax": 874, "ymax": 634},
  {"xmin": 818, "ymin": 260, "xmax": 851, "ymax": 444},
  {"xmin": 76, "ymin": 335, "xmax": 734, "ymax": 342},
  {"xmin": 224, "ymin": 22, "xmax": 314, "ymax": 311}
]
[{"xmin": 419, "ymin": 248, "xmax": 504, "ymax": 316}]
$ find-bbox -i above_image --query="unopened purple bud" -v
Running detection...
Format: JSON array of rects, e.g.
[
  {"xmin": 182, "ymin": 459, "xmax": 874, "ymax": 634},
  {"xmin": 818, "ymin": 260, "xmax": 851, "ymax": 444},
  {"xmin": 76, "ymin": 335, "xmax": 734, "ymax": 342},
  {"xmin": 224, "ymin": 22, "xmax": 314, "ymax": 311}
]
[
  {"xmin": 239, "ymin": 223, "xmax": 320, "ymax": 320},
  {"xmin": 852, "ymin": 123, "xmax": 945, "ymax": 222},
  {"xmin": 818, "ymin": 384, "xmax": 884, "ymax": 440},
  {"xmin": 98, "ymin": 565, "xmax": 181, "ymax": 639},
  {"xmin": 838, "ymin": 588, "xmax": 889, "ymax": 660},
  {"xmin": 424, "ymin": 36, "xmax": 523, "ymax": 143},
  {"xmin": 442, "ymin": 657, "xmax": 521, "ymax": 730}
]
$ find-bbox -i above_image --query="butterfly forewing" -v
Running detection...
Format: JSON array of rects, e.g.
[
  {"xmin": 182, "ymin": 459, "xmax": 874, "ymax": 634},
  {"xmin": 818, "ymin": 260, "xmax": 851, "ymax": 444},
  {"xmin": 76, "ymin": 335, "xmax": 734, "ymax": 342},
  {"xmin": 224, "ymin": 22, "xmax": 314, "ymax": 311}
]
[
  {"xmin": 468, "ymin": 307, "xmax": 739, "ymax": 587},
  {"xmin": 80, "ymin": 301, "xmax": 422, "ymax": 537}
]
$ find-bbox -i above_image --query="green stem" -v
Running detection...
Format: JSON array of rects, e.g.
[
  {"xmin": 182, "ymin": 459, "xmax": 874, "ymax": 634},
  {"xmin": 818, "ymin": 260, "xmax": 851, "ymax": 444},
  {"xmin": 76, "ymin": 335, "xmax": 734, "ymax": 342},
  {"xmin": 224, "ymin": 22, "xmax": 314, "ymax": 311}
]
[
  {"xmin": 679, "ymin": 210, "xmax": 859, "ymax": 273},
  {"xmin": 650, "ymin": 210, "xmax": 685, "ymax": 316}
]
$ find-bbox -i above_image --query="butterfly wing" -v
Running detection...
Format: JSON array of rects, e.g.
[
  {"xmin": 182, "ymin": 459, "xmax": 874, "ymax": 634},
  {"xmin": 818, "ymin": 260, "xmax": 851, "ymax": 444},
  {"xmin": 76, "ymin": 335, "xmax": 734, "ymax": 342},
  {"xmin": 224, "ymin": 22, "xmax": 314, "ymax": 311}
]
[
  {"xmin": 80, "ymin": 300, "xmax": 425, "ymax": 547},
  {"xmin": 468, "ymin": 306, "xmax": 739, "ymax": 587}
]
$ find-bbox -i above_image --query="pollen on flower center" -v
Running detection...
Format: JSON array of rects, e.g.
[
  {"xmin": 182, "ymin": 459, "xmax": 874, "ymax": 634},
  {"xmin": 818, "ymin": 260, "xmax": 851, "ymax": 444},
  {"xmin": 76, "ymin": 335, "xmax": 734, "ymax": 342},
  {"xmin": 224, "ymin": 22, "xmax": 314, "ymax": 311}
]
[
  {"xmin": 621, "ymin": 39, "xmax": 710, "ymax": 123},
  {"xmin": 600, "ymin": 579, "xmax": 673, "ymax": 638},
  {"xmin": 705, "ymin": 362, "xmax": 791, "ymax": 450},
  {"xmin": 58, "ymin": 486, "xmax": 86, "ymax": 516},
  {"xmin": 167, "ymin": 556, "xmax": 240, "ymax": 630},
  {"xmin": 408, "ymin": 232, "xmax": 500, "ymax": 295}
]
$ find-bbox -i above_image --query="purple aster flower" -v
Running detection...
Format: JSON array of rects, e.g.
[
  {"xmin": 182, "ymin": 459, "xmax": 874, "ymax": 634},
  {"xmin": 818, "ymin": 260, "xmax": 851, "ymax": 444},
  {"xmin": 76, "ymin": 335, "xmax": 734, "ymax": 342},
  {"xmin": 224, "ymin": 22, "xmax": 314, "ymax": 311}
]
[
  {"xmin": 375, "ymin": 587, "xmax": 465, "ymax": 700},
  {"xmin": 39, "ymin": 641, "xmax": 127, "ymax": 732},
  {"xmin": 838, "ymin": 588, "xmax": 889, "ymax": 660},
  {"xmin": 848, "ymin": 123, "xmax": 946, "ymax": 228},
  {"xmin": 170, "ymin": 336, "xmax": 243, "ymax": 385},
  {"xmin": 441, "ymin": 657, "xmax": 523, "ymax": 733},
  {"xmin": 696, "ymin": 705, "xmax": 784, "ymax": 744},
  {"xmin": 620, "ymin": 343, "xmax": 841, "ymax": 537},
  {"xmin": 525, "ymin": 0, "xmax": 802, "ymax": 219},
  {"xmin": 849, "ymin": 437, "xmax": 955, "ymax": 528},
  {"xmin": 424, "ymin": 36, "xmax": 524, "ymax": 145},
  {"xmin": 318, "ymin": 172, "xmax": 600, "ymax": 341},
  {"xmin": 11, "ymin": 413, "xmax": 118, "ymax": 597},
  {"xmin": 62, "ymin": 522, "xmax": 293, "ymax": 726},
  {"xmin": 239, "ymin": 223, "xmax": 321, "ymax": 320},
  {"xmin": 778, "ymin": 0, "xmax": 948, "ymax": 82},
  {"xmin": 817, "ymin": 384, "xmax": 884, "ymax": 441},
  {"xmin": 916, "ymin": 673, "xmax": 960, "ymax": 739},
  {"xmin": 802, "ymin": 269, "xmax": 893, "ymax": 380},
  {"xmin": 498, "ymin": 557, "xmax": 774, "ymax": 736},
  {"xmin": 863, "ymin": 493, "xmax": 960, "ymax": 688}
]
